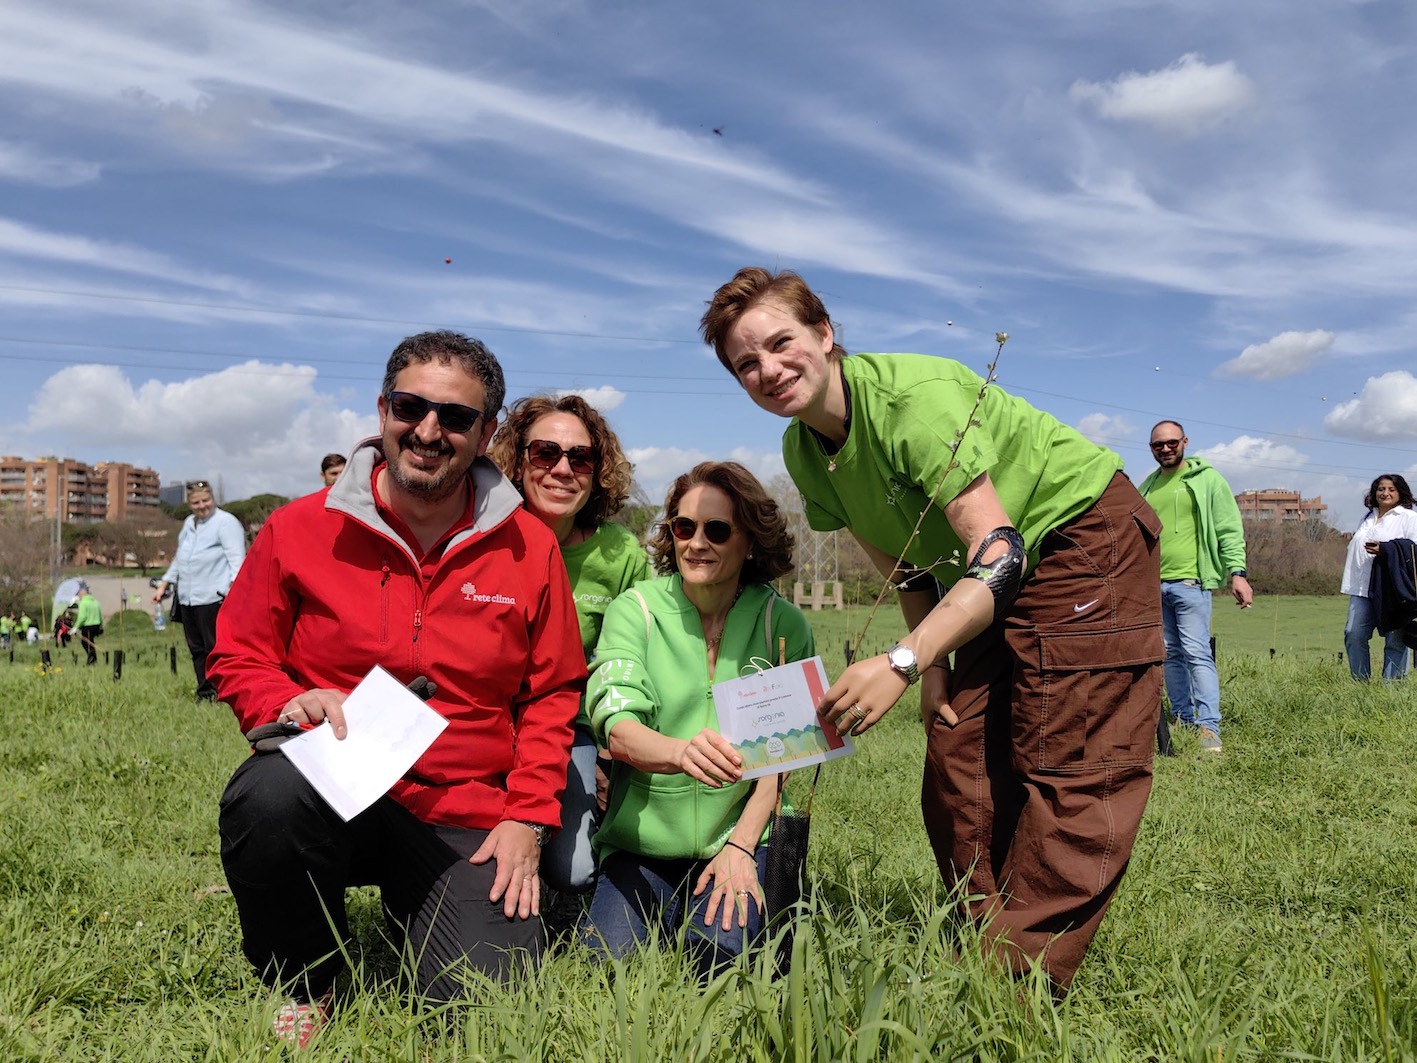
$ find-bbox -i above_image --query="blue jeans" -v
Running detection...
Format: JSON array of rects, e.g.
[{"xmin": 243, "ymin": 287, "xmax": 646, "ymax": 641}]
[
  {"xmin": 583, "ymin": 846, "xmax": 769, "ymax": 977},
  {"xmin": 1160, "ymin": 580, "xmax": 1220, "ymax": 734},
  {"xmin": 541, "ymin": 726, "xmax": 602, "ymax": 893},
  {"xmin": 1344, "ymin": 595, "xmax": 1411, "ymax": 681}
]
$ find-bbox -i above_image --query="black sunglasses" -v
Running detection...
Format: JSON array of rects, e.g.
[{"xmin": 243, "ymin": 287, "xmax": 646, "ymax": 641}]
[
  {"xmin": 670, "ymin": 517, "xmax": 734, "ymax": 545},
  {"xmin": 1149, "ymin": 438, "xmax": 1183, "ymax": 451},
  {"xmin": 524, "ymin": 440, "xmax": 598, "ymax": 475},
  {"xmin": 386, "ymin": 391, "xmax": 483, "ymax": 434}
]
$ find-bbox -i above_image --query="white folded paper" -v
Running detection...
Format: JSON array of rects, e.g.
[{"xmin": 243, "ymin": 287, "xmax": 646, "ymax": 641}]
[{"xmin": 279, "ymin": 665, "xmax": 449, "ymax": 821}]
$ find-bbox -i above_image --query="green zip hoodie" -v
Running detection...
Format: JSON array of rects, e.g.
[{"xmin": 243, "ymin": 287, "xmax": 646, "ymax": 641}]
[
  {"xmin": 588, "ymin": 575, "xmax": 815, "ymax": 860},
  {"xmin": 1138, "ymin": 457, "xmax": 1247, "ymax": 591}
]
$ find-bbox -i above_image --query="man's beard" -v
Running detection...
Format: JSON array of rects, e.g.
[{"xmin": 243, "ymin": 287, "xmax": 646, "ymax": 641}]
[{"xmin": 388, "ymin": 433, "xmax": 467, "ymax": 502}]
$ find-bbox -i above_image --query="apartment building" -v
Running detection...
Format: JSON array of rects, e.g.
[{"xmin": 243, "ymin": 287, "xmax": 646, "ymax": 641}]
[
  {"xmin": 1234, "ymin": 488, "xmax": 1328, "ymax": 522},
  {"xmin": 0, "ymin": 455, "xmax": 162, "ymax": 523}
]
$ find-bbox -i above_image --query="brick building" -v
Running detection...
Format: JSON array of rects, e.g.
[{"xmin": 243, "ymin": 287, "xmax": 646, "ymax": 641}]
[
  {"xmin": 0, "ymin": 455, "xmax": 162, "ymax": 523},
  {"xmin": 1234, "ymin": 488, "xmax": 1327, "ymax": 522}
]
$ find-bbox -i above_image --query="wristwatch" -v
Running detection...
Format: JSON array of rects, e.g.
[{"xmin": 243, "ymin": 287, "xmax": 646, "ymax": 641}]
[
  {"xmin": 886, "ymin": 643, "xmax": 921, "ymax": 685},
  {"xmin": 1231, "ymin": 569, "xmax": 1247, "ymax": 578},
  {"xmin": 518, "ymin": 821, "xmax": 550, "ymax": 847}
]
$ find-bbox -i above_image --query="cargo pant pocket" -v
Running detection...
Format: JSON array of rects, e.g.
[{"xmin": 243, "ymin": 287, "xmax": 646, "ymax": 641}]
[{"xmin": 1018, "ymin": 620, "xmax": 1163, "ymax": 772}]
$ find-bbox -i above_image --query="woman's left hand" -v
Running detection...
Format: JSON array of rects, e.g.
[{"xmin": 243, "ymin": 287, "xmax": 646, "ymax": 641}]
[
  {"xmin": 818, "ymin": 654, "xmax": 909, "ymax": 737},
  {"xmin": 694, "ymin": 845, "xmax": 763, "ymax": 931}
]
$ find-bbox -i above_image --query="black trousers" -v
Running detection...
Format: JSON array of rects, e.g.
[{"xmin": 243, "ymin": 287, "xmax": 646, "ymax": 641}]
[
  {"xmin": 218, "ymin": 754, "xmax": 543, "ymax": 1003},
  {"xmin": 179, "ymin": 601, "xmax": 222, "ymax": 698},
  {"xmin": 79, "ymin": 625, "xmax": 100, "ymax": 665}
]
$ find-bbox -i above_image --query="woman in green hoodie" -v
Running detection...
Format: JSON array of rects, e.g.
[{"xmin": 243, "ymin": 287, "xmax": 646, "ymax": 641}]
[{"xmin": 584, "ymin": 461, "xmax": 814, "ymax": 974}]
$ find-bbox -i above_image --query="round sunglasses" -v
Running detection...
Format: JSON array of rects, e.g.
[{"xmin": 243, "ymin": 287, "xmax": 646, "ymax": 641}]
[
  {"xmin": 670, "ymin": 516, "xmax": 734, "ymax": 545},
  {"xmin": 524, "ymin": 440, "xmax": 598, "ymax": 474},
  {"xmin": 386, "ymin": 391, "xmax": 483, "ymax": 434}
]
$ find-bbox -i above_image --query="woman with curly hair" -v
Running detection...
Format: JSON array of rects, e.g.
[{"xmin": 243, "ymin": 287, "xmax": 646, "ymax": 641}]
[
  {"xmin": 488, "ymin": 394, "xmax": 650, "ymax": 895},
  {"xmin": 582, "ymin": 461, "xmax": 814, "ymax": 975},
  {"xmin": 1341, "ymin": 473, "xmax": 1417, "ymax": 680}
]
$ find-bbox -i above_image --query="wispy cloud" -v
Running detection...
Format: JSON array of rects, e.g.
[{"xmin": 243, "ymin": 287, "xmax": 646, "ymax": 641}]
[{"xmin": 0, "ymin": 139, "xmax": 100, "ymax": 186}]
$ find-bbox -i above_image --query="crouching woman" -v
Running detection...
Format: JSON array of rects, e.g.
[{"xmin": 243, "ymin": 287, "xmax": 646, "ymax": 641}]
[{"xmin": 582, "ymin": 461, "xmax": 814, "ymax": 975}]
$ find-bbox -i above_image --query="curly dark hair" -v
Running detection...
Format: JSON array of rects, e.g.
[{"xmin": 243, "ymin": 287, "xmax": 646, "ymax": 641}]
[
  {"xmin": 382, "ymin": 330, "xmax": 506, "ymax": 419},
  {"xmin": 486, "ymin": 394, "xmax": 634, "ymax": 530},
  {"xmin": 699, "ymin": 267, "xmax": 848, "ymax": 378},
  {"xmin": 1364, "ymin": 473, "xmax": 1414, "ymax": 513},
  {"xmin": 649, "ymin": 461, "xmax": 794, "ymax": 585}
]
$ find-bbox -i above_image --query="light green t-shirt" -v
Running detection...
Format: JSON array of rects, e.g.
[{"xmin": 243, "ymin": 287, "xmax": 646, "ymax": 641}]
[
  {"xmin": 561, "ymin": 521, "xmax": 651, "ymax": 726},
  {"xmin": 1145, "ymin": 469, "xmax": 1200, "ymax": 581},
  {"xmin": 782, "ymin": 354, "xmax": 1122, "ymax": 583}
]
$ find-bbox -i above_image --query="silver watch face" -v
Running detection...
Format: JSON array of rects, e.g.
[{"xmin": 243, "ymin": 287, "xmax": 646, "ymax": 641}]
[{"xmin": 890, "ymin": 644, "xmax": 917, "ymax": 670}]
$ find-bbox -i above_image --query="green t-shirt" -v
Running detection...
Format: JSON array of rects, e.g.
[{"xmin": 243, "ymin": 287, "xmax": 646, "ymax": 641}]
[
  {"xmin": 783, "ymin": 354, "xmax": 1122, "ymax": 582},
  {"xmin": 75, "ymin": 595, "xmax": 103, "ymax": 628},
  {"xmin": 561, "ymin": 521, "xmax": 651, "ymax": 726},
  {"xmin": 1145, "ymin": 469, "xmax": 1200, "ymax": 581}
]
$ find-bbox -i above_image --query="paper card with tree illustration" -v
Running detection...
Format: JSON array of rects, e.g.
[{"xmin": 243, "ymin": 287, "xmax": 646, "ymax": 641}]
[{"xmin": 712, "ymin": 656, "xmax": 855, "ymax": 780}]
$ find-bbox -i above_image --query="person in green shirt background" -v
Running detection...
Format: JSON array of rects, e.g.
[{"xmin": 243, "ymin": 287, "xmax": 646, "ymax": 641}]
[
  {"xmin": 74, "ymin": 584, "xmax": 103, "ymax": 665},
  {"xmin": 700, "ymin": 267, "xmax": 1163, "ymax": 995}
]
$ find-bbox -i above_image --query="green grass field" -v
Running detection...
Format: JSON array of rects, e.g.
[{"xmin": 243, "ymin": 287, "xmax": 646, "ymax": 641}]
[{"xmin": 1, "ymin": 598, "xmax": 1413, "ymax": 1060}]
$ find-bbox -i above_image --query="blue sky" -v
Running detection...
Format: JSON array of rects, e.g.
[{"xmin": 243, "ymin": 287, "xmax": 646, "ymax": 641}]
[{"xmin": 1, "ymin": 0, "xmax": 1414, "ymax": 529}]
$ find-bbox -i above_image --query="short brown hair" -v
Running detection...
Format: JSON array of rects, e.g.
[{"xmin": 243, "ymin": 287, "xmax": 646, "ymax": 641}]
[
  {"xmin": 649, "ymin": 461, "xmax": 794, "ymax": 584},
  {"xmin": 699, "ymin": 267, "xmax": 848, "ymax": 377},
  {"xmin": 487, "ymin": 394, "xmax": 634, "ymax": 530}
]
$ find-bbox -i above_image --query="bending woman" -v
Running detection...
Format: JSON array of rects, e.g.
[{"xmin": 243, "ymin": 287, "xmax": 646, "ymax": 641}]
[
  {"xmin": 701, "ymin": 268, "xmax": 1162, "ymax": 994},
  {"xmin": 1341, "ymin": 474, "xmax": 1417, "ymax": 681},
  {"xmin": 583, "ymin": 461, "xmax": 813, "ymax": 975},
  {"xmin": 489, "ymin": 395, "xmax": 651, "ymax": 894}
]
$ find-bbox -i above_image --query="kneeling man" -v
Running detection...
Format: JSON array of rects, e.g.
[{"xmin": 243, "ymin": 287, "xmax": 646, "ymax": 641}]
[{"xmin": 209, "ymin": 330, "xmax": 584, "ymax": 1042}]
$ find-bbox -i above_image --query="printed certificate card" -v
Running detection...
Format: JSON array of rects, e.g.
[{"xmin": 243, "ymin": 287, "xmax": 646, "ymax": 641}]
[
  {"xmin": 712, "ymin": 656, "xmax": 854, "ymax": 780},
  {"xmin": 280, "ymin": 665, "xmax": 448, "ymax": 821}
]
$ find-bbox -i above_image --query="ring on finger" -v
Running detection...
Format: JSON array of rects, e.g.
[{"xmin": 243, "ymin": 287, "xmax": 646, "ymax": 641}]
[{"xmin": 851, "ymin": 704, "xmax": 868, "ymax": 723}]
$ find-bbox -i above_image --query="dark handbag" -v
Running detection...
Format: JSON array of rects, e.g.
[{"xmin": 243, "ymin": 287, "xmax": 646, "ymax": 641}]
[
  {"xmin": 763, "ymin": 764, "xmax": 821, "ymax": 970},
  {"xmin": 168, "ymin": 582, "xmax": 182, "ymax": 624}
]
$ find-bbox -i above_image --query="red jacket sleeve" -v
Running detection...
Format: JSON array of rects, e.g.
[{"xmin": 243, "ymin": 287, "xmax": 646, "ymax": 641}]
[{"xmin": 500, "ymin": 540, "xmax": 586, "ymax": 825}]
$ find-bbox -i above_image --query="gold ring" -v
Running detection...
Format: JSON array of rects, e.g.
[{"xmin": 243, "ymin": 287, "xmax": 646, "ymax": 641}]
[
  {"xmin": 851, "ymin": 704, "xmax": 868, "ymax": 723},
  {"xmin": 736, "ymin": 890, "xmax": 749, "ymax": 897}
]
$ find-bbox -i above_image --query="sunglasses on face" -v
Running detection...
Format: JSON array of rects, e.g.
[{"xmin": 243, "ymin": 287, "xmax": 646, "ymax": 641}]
[
  {"xmin": 524, "ymin": 440, "xmax": 598, "ymax": 475},
  {"xmin": 670, "ymin": 517, "xmax": 734, "ymax": 545},
  {"xmin": 386, "ymin": 391, "xmax": 484, "ymax": 434},
  {"xmin": 1150, "ymin": 438, "xmax": 1183, "ymax": 451}
]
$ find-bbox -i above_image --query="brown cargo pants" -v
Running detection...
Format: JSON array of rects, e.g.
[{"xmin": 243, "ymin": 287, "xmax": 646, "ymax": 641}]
[{"xmin": 923, "ymin": 472, "xmax": 1163, "ymax": 992}]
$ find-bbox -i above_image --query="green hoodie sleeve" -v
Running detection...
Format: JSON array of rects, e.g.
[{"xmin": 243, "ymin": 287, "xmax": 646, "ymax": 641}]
[{"xmin": 586, "ymin": 588, "xmax": 658, "ymax": 746}]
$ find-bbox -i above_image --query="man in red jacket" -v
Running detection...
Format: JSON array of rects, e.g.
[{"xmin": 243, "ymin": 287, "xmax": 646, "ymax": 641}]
[{"xmin": 209, "ymin": 331, "xmax": 585, "ymax": 1040}]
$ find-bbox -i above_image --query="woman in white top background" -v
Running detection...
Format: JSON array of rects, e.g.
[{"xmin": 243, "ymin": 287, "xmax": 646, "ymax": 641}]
[{"xmin": 1340, "ymin": 474, "xmax": 1417, "ymax": 681}]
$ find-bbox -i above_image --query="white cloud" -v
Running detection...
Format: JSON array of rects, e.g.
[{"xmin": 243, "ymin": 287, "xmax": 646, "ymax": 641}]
[
  {"xmin": 1075, "ymin": 412, "xmax": 1135, "ymax": 447},
  {"xmin": 0, "ymin": 139, "xmax": 100, "ymax": 186},
  {"xmin": 626, "ymin": 445, "xmax": 784, "ymax": 504},
  {"xmin": 21, "ymin": 361, "xmax": 377, "ymax": 498},
  {"xmin": 1323, "ymin": 371, "xmax": 1417, "ymax": 441},
  {"xmin": 1070, "ymin": 53, "xmax": 1256, "ymax": 135},
  {"xmin": 1194, "ymin": 435, "xmax": 1310, "ymax": 489},
  {"xmin": 553, "ymin": 385, "xmax": 626, "ymax": 412},
  {"xmin": 1215, "ymin": 329, "xmax": 1335, "ymax": 380}
]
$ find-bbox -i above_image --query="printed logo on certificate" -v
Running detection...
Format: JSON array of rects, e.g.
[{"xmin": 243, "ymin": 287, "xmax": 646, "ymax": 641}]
[{"xmin": 712, "ymin": 655, "xmax": 855, "ymax": 780}]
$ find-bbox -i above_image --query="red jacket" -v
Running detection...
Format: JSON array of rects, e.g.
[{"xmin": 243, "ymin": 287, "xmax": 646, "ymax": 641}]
[{"xmin": 208, "ymin": 440, "xmax": 586, "ymax": 830}]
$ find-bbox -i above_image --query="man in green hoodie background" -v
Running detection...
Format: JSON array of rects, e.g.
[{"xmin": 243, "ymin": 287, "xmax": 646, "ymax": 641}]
[{"xmin": 1138, "ymin": 420, "xmax": 1252, "ymax": 754}]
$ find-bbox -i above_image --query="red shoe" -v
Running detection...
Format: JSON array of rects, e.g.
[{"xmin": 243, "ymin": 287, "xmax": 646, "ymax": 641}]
[{"xmin": 272, "ymin": 993, "xmax": 330, "ymax": 1048}]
